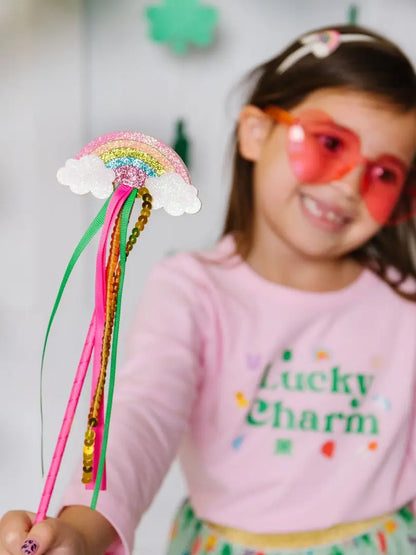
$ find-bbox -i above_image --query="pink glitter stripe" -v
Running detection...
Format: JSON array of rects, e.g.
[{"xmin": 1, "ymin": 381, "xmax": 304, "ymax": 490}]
[{"xmin": 76, "ymin": 132, "xmax": 191, "ymax": 184}]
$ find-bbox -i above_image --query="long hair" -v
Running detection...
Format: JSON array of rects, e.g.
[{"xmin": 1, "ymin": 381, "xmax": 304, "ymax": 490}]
[{"xmin": 223, "ymin": 24, "xmax": 416, "ymax": 299}]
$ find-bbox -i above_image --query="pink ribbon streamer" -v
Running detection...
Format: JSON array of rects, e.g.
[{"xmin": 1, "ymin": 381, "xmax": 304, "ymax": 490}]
[
  {"xmin": 35, "ymin": 184, "xmax": 133, "ymax": 521},
  {"xmin": 87, "ymin": 184, "xmax": 132, "ymax": 489},
  {"xmin": 34, "ymin": 316, "xmax": 96, "ymax": 523}
]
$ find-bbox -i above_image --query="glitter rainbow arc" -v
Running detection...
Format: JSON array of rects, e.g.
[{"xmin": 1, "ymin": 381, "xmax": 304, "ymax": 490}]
[{"xmin": 76, "ymin": 131, "xmax": 191, "ymax": 190}]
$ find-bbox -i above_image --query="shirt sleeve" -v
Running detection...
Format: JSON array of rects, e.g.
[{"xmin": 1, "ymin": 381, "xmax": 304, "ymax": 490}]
[{"xmin": 61, "ymin": 254, "xmax": 204, "ymax": 554}]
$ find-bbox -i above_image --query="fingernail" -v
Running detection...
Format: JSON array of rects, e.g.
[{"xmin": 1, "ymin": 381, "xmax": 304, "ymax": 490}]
[{"xmin": 21, "ymin": 538, "xmax": 39, "ymax": 554}]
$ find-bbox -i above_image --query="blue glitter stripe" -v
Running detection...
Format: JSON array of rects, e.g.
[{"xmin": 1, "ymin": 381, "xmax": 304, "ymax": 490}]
[{"xmin": 105, "ymin": 157, "xmax": 158, "ymax": 177}]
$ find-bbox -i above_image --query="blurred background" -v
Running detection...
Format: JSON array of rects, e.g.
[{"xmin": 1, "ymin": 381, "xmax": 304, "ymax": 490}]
[{"xmin": 1, "ymin": 0, "xmax": 415, "ymax": 552}]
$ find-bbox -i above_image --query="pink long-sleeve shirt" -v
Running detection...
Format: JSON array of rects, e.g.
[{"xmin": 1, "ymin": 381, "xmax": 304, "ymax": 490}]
[{"xmin": 62, "ymin": 236, "xmax": 416, "ymax": 554}]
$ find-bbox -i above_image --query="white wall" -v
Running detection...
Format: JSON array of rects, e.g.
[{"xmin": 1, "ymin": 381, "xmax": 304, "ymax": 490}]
[{"xmin": 1, "ymin": 1, "xmax": 415, "ymax": 553}]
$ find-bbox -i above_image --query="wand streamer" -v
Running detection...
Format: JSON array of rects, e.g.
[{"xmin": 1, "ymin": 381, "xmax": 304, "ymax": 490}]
[{"xmin": 35, "ymin": 132, "xmax": 200, "ymax": 523}]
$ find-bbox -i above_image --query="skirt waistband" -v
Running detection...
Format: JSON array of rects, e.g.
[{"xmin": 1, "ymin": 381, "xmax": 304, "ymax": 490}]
[{"xmin": 204, "ymin": 512, "xmax": 396, "ymax": 549}]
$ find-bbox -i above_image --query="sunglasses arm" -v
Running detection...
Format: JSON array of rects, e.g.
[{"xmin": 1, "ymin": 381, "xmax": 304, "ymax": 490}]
[{"xmin": 263, "ymin": 106, "xmax": 298, "ymax": 126}]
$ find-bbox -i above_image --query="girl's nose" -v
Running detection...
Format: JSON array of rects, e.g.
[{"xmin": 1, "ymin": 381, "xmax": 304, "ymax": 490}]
[{"xmin": 331, "ymin": 165, "xmax": 364, "ymax": 198}]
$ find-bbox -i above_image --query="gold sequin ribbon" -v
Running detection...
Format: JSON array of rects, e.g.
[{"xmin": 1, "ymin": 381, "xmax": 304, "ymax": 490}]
[{"xmin": 82, "ymin": 187, "xmax": 152, "ymax": 484}]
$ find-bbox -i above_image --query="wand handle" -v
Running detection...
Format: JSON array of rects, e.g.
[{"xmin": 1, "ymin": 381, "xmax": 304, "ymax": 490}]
[{"xmin": 34, "ymin": 316, "xmax": 96, "ymax": 523}]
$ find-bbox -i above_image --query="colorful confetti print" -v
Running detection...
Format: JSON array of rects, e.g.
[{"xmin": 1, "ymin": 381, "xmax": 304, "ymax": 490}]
[
  {"xmin": 232, "ymin": 436, "xmax": 244, "ymax": 450},
  {"xmin": 321, "ymin": 440, "xmax": 336, "ymax": 458},
  {"xmin": 275, "ymin": 438, "xmax": 293, "ymax": 455},
  {"xmin": 235, "ymin": 392, "xmax": 249, "ymax": 408}
]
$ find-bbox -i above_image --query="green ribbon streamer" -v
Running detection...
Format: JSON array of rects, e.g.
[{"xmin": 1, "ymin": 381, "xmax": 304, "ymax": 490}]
[
  {"xmin": 91, "ymin": 188, "xmax": 137, "ymax": 509},
  {"xmin": 40, "ymin": 193, "xmax": 114, "ymax": 475}
]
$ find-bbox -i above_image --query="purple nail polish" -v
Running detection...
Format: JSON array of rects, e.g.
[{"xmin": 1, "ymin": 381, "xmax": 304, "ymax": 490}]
[{"xmin": 21, "ymin": 538, "xmax": 39, "ymax": 554}]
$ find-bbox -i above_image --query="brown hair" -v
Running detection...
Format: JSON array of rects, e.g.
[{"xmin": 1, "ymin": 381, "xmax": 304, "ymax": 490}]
[{"xmin": 223, "ymin": 24, "xmax": 416, "ymax": 299}]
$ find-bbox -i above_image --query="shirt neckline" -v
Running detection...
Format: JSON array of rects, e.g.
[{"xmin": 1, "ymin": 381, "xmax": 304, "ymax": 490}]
[{"xmin": 217, "ymin": 235, "xmax": 378, "ymax": 308}]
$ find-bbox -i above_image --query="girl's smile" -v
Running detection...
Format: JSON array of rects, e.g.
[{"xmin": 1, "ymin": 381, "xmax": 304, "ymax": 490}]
[{"xmin": 299, "ymin": 192, "xmax": 353, "ymax": 233}]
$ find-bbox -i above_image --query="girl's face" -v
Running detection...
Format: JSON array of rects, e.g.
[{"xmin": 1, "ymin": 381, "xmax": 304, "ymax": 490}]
[{"xmin": 238, "ymin": 89, "xmax": 416, "ymax": 261}]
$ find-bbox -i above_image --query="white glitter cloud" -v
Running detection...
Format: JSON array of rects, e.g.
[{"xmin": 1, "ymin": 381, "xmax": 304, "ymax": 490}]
[
  {"xmin": 57, "ymin": 155, "xmax": 115, "ymax": 199},
  {"xmin": 145, "ymin": 173, "xmax": 201, "ymax": 216}
]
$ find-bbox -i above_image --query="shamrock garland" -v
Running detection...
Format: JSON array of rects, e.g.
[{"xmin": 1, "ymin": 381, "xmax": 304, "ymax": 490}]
[
  {"xmin": 146, "ymin": 0, "xmax": 219, "ymax": 55},
  {"xmin": 173, "ymin": 119, "xmax": 190, "ymax": 167},
  {"xmin": 347, "ymin": 4, "xmax": 360, "ymax": 24}
]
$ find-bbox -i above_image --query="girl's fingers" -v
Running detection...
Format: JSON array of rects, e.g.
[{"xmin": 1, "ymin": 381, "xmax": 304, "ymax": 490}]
[
  {"xmin": 0, "ymin": 511, "xmax": 35, "ymax": 554},
  {"xmin": 1, "ymin": 511, "xmax": 88, "ymax": 555},
  {"xmin": 18, "ymin": 519, "xmax": 63, "ymax": 555},
  {"xmin": 20, "ymin": 518, "xmax": 87, "ymax": 555},
  {"xmin": 20, "ymin": 538, "xmax": 39, "ymax": 554},
  {"xmin": 0, "ymin": 512, "xmax": 60, "ymax": 555}
]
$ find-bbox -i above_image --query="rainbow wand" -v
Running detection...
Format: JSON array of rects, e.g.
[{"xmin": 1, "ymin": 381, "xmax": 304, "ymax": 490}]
[{"xmin": 35, "ymin": 132, "xmax": 200, "ymax": 523}]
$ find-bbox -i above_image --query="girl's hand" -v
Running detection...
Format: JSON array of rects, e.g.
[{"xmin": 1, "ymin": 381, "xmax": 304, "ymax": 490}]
[{"xmin": 0, "ymin": 510, "xmax": 88, "ymax": 554}]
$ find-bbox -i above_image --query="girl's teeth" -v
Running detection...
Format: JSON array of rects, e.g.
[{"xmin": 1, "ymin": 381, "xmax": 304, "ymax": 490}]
[
  {"xmin": 303, "ymin": 196, "xmax": 322, "ymax": 217},
  {"xmin": 326, "ymin": 211, "xmax": 341, "ymax": 222},
  {"xmin": 302, "ymin": 196, "xmax": 344, "ymax": 224}
]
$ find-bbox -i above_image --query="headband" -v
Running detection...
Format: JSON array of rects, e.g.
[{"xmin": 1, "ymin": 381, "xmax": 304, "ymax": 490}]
[{"xmin": 277, "ymin": 30, "xmax": 377, "ymax": 74}]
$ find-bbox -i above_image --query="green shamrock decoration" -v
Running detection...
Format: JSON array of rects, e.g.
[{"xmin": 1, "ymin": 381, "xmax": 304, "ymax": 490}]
[
  {"xmin": 146, "ymin": 0, "xmax": 219, "ymax": 55},
  {"xmin": 347, "ymin": 4, "xmax": 359, "ymax": 24},
  {"xmin": 172, "ymin": 119, "xmax": 190, "ymax": 167}
]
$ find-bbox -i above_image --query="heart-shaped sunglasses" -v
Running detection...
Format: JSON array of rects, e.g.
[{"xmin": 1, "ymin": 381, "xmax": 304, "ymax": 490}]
[{"xmin": 264, "ymin": 106, "xmax": 416, "ymax": 225}]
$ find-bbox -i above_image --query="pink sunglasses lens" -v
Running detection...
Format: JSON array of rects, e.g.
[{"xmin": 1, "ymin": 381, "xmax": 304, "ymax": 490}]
[
  {"xmin": 360, "ymin": 158, "xmax": 406, "ymax": 224},
  {"xmin": 282, "ymin": 110, "xmax": 415, "ymax": 226},
  {"xmin": 287, "ymin": 119, "xmax": 361, "ymax": 184},
  {"xmin": 386, "ymin": 165, "xmax": 416, "ymax": 225}
]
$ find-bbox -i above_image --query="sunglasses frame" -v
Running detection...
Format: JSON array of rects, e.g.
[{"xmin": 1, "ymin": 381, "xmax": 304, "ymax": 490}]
[{"xmin": 262, "ymin": 105, "xmax": 416, "ymax": 225}]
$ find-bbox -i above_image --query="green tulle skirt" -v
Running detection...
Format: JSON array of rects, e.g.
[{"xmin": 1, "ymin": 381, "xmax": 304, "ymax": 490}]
[{"xmin": 166, "ymin": 500, "xmax": 416, "ymax": 555}]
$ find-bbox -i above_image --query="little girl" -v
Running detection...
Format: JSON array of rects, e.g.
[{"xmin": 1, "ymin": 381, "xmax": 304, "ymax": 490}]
[{"xmin": 2, "ymin": 23, "xmax": 416, "ymax": 555}]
